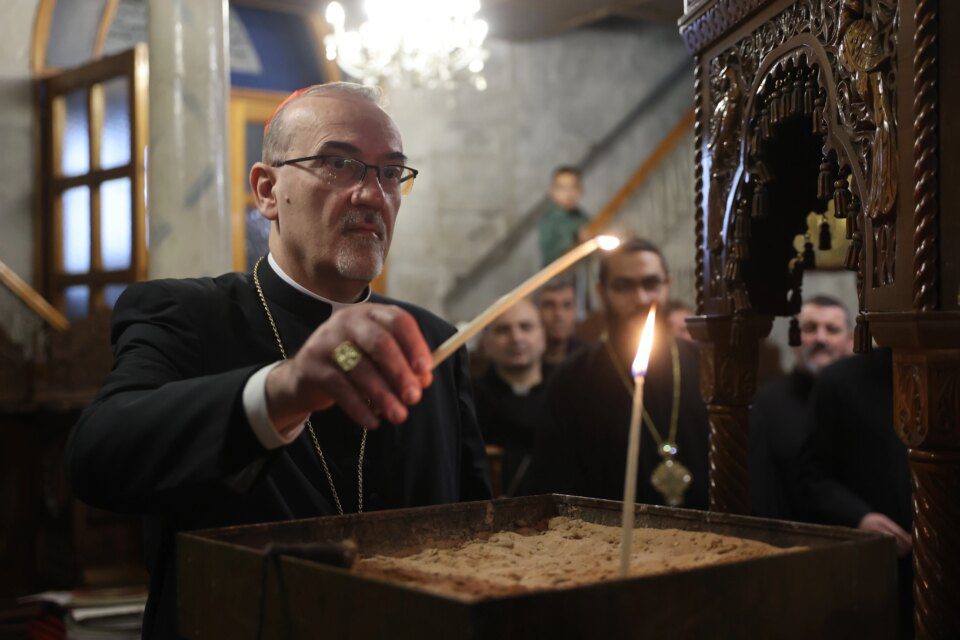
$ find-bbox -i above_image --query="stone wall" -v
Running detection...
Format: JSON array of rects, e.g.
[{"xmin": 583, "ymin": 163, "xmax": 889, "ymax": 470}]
[
  {"xmin": 0, "ymin": 0, "xmax": 42, "ymax": 349},
  {"xmin": 384, "ymin": 23, "xmax": 694, "ymax": 322},
  {"xmin": 2, "ymin": 14, "xmax": 696, "ymax": 345},
  {"xmin": 604, "ymin": 129, "xmax": 697, "ymax": 307}
]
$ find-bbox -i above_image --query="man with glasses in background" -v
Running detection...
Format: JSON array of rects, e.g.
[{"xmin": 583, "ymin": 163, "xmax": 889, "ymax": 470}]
[
  {"xmin": 65, "ymin": 82, "xmax": 490, "ymax": 638},
  {"xmin": 533, "ymin": 237, "xmax": 710, "ymax": 510}
]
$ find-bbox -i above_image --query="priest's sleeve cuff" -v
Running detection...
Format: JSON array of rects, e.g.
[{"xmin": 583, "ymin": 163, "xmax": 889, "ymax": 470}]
[{"xmin": 243, "ymin": 362, "xmax": 306, "ymax": 449}]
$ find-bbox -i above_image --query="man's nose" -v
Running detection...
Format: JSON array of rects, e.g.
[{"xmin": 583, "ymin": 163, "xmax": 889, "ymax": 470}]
[
  {"xmin": 636, "ymin": 288, "xmax": 655, "ymax": 306},
  {"xmin": 351, "ymin": 167, "xmax": 387, "ymax": 205}
]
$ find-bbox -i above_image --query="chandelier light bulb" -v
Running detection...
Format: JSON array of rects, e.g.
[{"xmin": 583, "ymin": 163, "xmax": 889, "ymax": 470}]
[{"xmin": 325, "ymin": 1, "xmax": 345, "ymax": 30}]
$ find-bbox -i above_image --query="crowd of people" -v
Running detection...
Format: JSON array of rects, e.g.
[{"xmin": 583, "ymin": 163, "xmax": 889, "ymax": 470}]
[
  {"xmin": 64, "ymin": 84, "xmax": 914, "ymax": 637},
  {"xmin": 480, "ymin": 172, "xmax": 914, "ymax": 631}
]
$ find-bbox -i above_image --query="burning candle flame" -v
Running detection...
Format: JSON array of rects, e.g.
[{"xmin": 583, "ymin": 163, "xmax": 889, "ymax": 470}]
[
  {"xmin": 596, "ymin": 235, "xmax": 621, "ymax": 251},
  {"xmin": 630, "ymin": 305, "xmax": 657, "ymax": 378}
]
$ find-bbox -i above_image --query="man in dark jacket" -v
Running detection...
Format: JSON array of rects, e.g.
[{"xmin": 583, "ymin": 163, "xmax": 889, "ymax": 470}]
[
  {"xmin": 750, "ymin": 294, "xmax": 853, "ymax": 519},
  {"xmin": 799, "ymin": 348, "xmax": 913, "ymax": 637},
  {"xmin": 65, "ymin": 82, "xmax": 490, "ymax": 638},
  {"xmin": 473, "ymin": 298, "xmax": 550, "ymax": 496}
]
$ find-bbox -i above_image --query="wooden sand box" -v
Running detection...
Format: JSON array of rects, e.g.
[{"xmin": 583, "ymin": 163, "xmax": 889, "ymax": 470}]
[{"xmin": 354, "ymin": 516, "xmax": 802, "ymax": 599}]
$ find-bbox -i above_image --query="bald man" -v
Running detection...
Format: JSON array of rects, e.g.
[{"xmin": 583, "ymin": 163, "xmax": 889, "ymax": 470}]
[
  {"xmin": 65, "ymin": 83, "xmax": 489, "ymax": 638},
  {"xmin": 473, "ymin": 299, "xmax": 549, "ymax": 496}
]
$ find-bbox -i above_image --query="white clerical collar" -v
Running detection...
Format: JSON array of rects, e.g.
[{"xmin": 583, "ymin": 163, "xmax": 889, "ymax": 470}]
[{"xmin": 267, "ymin": 253, "xmax": 371, "ymax": 312}]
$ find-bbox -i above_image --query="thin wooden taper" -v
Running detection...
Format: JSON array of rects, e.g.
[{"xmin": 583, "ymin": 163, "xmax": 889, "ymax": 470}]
[{"xmin": 431, "ymin": 238, "xmax": 603, "ymax": 368}]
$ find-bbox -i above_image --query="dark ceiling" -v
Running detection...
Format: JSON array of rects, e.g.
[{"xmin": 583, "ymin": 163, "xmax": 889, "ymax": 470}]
[{"xmin": 479, "ymin": 0, "xmax": 682, "ymax": 40}]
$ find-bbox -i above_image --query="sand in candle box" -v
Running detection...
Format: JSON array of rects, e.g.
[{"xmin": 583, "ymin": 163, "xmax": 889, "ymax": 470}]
[
  {"xmin": 179, "ymin": 496, "xmax": 898, "ymax": 638},
  {"xmin": 353, "ymin": 516, "xmax": 804, "ymax": 600}
]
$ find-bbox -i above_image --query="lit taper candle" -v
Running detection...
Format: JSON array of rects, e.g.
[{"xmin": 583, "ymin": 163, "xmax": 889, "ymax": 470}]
[{"xmin": 619, "ymin": 304, "xmax": 657, "ymax": 577}]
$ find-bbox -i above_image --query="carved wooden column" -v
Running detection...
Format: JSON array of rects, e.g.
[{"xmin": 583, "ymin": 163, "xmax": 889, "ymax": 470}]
[
  {"xmin": 873, "ymin": 318, "xmax": 960, "ymax": 639},
  {"xmin": 687, "ymin": 315, "xmax": 771, "ymax": 515},
  {"xmin": 681, "ymin": 0, "xmax": 960, "ymax": 633},
  {"xmin": 896, "ymin": 347, "xmax": 960, "ymax": 640}
]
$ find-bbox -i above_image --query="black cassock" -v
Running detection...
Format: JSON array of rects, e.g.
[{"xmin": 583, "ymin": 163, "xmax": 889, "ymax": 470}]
[
  {"xmin": 796, "ymin": 348, "xmax": 913, "ymax": 638},
  {"xmin": 473, "ymin": 366, "xmax": 551, "ymax": 496},
  {"xmin": 532, "ymin": 335, "xmax": 710, "ymax": 509},
  {"xmin": 65, "ymin": 261, "xmax": 490, "ymax": 639},
  {"xmin": 798, "ymin": 348, "xmax": 911, "ymax": 529},
  {"xmin": 750, "ymin": 368, "xmax": 814, "ymax": 520}
]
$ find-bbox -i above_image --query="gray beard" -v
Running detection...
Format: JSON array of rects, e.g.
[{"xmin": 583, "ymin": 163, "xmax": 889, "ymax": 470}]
[
  {"xmin": 335, "ymin": 236, "xmax": 384, "ymax": 281},
  {"xmin": 335, "ymin": 209, "xmax": 388, "ymax": 281}
]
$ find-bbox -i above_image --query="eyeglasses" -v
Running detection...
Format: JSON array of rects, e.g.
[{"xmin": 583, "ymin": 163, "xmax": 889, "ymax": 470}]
[
  {"xmin": 607, "ymin": 275, "xmax": 666, "ymax": 294},
  {"xmin": 272, "ymin": 154, "xmax": 419, "ymax": 195}
]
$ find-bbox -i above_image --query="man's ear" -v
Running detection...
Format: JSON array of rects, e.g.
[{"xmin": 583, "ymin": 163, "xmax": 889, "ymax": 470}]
[{"xmin": 250, "ymin": 162, "xmax": 279, "ymax": 221}]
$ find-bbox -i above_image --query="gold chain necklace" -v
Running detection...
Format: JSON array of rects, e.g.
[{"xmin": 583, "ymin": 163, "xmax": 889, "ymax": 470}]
[
  {"xmin": 253, "ymin": 256, "xmax": 367, "ymax": 515},
  {"xmin": 602, "ymin": 333, "xmax": 692, "ymax": 506}
]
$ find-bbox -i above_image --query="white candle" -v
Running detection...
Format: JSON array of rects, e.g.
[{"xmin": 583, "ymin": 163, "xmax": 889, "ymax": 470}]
[
  {"xmin": 431, "ymin": 235, "xmax": 620, "ymax": 368},
  {"xmin": 619, "ymin": 304, "xmax": 657, "ymax": 577}
]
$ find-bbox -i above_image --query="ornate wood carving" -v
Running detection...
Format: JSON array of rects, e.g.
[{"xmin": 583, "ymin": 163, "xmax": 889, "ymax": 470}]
[
  {"xmin": 696, "ymin": 0, "xmax": 898, "ymax": 341},
  {"xmin": 680, "ymin": 0, "xmax": 768, "ymax": 55},
  {"xmin": 707, "ymin": 66, "xmax": 742, "ymax": 240},
  {"xmin": 686, "ymin": 0, "xmax": 956, "ymax": 633},
  {"xmin": 895, "ymin": 351, "xmax": 960, "ymax": 450},
  {"xmin": 892, "ymin": 348, "xmax": 960, "ymax": 637},
  {"xmin": 909, "ymin": 449, "xmax": 960, "ymax": 640},
  {"xmin": 694, "ymin": 58, "xmax": 706, "ymax": 313},
  {"xmin": 873, "ymin": 222, "xmax": 896, "ymax": 287},
  {"xmin": 707, "ymin": 406, "xmax": 751, "ymax": 514},
  {"xmin": 689, "ymin": 315, "xmax": 770, "ymax": 515},
  {"xmin": 699, "ymin": 340, "xmax": 760, "ymax": 404},
  {"xmin": 896, "ymin": 362, "xmax": 926, "ymax": 447},
  {"xmin": 912, "ymin": 0, "xmax": 939, "ymax": 311}
]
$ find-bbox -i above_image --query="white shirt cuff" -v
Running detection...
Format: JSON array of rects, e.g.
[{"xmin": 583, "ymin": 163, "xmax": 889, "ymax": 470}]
[{"xmin": 243, "ymin": 362, "xmax": 306, "ymax": 450}]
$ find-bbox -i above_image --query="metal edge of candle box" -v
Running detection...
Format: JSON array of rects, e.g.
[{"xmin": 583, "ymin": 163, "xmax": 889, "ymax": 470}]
[{"xmin": 177, "ymin": 494, "xmax": 898, "ymax": 639}]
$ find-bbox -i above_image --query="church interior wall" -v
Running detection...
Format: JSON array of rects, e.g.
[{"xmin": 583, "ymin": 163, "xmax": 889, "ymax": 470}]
[
  {"xmin": 384, "ymin": 23, "xmax": 694, "ymax": 322},
  {"xmin": 0, "ymin": 0, "xmax": 43, "ymax": 351},
  {"xmin": 0, "ymin": 4, "xmax": 860, "ymax": 365},
  {"xmin": 2, "ymin": 8, "xmax": 701, "ymax": 342},
  {"xmin": 605, "ymin": 128, "xmax": 697, "ymax": 308}
]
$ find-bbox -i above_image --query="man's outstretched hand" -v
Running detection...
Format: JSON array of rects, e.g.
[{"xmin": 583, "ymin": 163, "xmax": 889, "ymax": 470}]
[
  {"xmin": 858, "ymin": 512, "xmax": 912, "ymax": 557},
  {"xmin": 264, "ymin": 304, "xmax": 434, "ymax": 433}
]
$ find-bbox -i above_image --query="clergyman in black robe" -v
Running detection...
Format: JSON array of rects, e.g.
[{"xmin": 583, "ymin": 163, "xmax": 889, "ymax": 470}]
[
  {"xmin": 537, "ymin": 336, "xmax": 709, "ymax": 508},
  {"xmin": 65, "ymin": 83, "xmax": 490, "ymax": 639},
  {"xmin": 532, "ymin": 237, "xmax": 710, "ymax": 509}
]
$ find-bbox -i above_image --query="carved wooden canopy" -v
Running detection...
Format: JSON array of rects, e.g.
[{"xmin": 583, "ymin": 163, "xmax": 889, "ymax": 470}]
[
  {"xmin": 682, "ymin": 0, "xmax": 943, "ymax": 346},
  {"xmin": 681, "ymin": 2, "xmax": 960, "ymax": 637}
]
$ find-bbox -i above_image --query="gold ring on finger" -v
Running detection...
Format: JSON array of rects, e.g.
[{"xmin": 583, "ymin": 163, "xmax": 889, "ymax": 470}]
[{"xmin": 333, "ymin": 340, "xmax": 363, "ymax": 373}]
